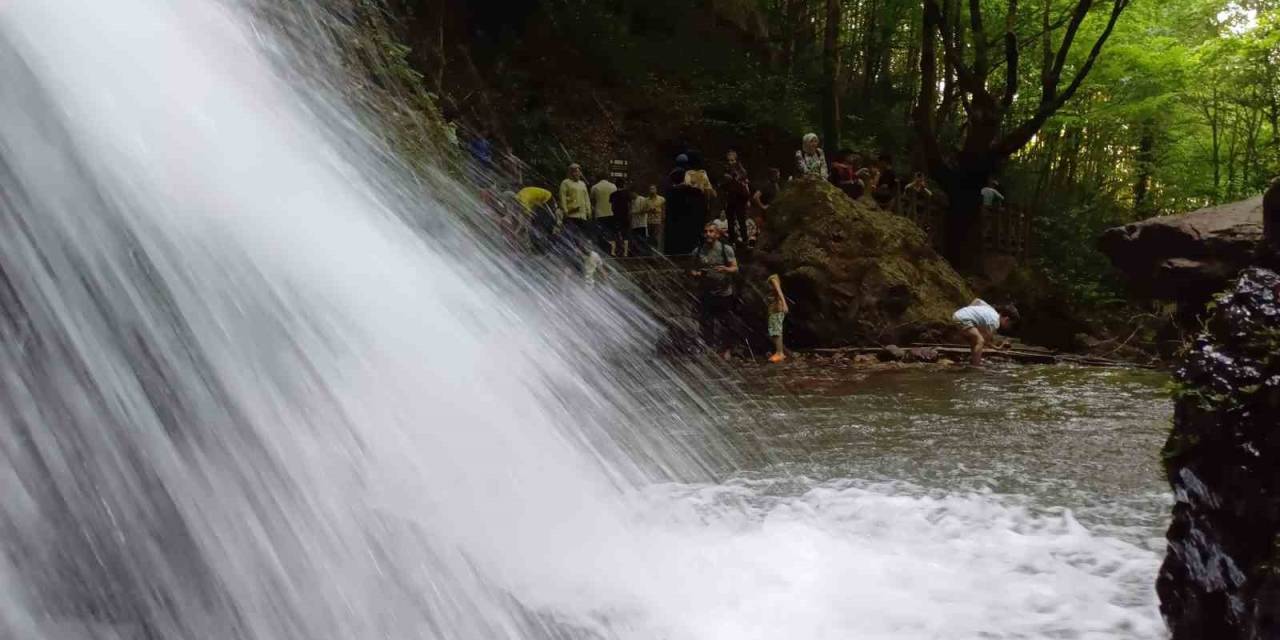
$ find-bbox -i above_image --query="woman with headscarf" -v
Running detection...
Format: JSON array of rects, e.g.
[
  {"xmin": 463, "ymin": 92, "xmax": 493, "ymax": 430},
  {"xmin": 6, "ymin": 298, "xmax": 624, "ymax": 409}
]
[{"xmin": 795, "ymin": 133, "xmax": 828, "ymax": 180}]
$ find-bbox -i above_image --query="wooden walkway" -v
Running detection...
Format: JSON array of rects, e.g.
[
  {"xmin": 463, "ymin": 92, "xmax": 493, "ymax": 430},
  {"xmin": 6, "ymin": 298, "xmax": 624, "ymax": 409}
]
[{"xmin": 891, "ymin": 191, "xmax": 1031, "ymax": 259}]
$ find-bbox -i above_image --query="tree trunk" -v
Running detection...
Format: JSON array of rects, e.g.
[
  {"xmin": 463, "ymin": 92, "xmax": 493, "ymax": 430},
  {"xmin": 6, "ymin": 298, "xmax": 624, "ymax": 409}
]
[
  {"xmin": 861, "ymin": 0, "xmax": 879, "ymax": 96},
  {"xmin": 1133, "ymin": 123, "xmax": 1155, "ymax": 216},
  {"xmin": 940, "ymin": 168, "xmax": 991, "ymax": 272},
  {"xmin": 822, "ymin": 0, "xmax": 842, "ymax": 155}
]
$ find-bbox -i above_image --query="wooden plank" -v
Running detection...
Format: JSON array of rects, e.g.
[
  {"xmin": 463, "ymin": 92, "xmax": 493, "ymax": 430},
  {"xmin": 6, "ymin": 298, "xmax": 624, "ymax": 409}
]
[{"xmin": 806, "ymin": 345, "xmax": 1156, "ymax": 368}]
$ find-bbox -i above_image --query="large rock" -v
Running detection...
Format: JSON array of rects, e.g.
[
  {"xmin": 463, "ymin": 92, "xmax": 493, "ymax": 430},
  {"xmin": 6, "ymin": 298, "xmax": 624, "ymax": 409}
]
[
  {"xmin": 745, "ymin": 180, "xmax": 971, "ymax": 347},
  {"xmin": 1158, "ymin": 268, "xmax": 1280, "ymax": 638},
  {"xmin": 1100, "ymin": 197, "xmax": 1264, "ymax": 306}
]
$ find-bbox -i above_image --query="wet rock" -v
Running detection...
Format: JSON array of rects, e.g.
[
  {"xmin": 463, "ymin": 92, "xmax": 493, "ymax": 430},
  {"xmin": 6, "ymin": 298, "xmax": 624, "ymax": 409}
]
[
  {"xmin": 1158, "ymin": 267, "xmax": 1280, "ymax": 639},
  {"xmin": 909, "ymin": 346, "xmax": 940, "ymax": 363},
  {"xmin": 743, "ymin": 180, "xmax": 972, "ymax": 348},
  {"xmin": 882, "ymin": 345, "xmax": 907, "ymax": 362},
  {"xmin": 1100, "ymin": 196, "xmax": 1264, "ymax": 307},
  {"xmin": 852, "ymin": 353, "xmax": 879, "ymax": 365}
]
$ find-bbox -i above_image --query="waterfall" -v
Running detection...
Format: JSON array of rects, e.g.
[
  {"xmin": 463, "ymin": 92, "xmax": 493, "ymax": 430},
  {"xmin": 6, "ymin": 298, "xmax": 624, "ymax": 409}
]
[{"xmin": 0, "ymin": 1, "xmax": 731, "ymax": 637}]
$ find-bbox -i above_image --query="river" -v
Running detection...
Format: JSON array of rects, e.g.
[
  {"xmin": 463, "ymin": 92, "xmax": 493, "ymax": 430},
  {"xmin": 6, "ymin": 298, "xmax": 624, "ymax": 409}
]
[{"xmin": 599, "ymin": 362, "xmax": 1173, "ymax": 639}]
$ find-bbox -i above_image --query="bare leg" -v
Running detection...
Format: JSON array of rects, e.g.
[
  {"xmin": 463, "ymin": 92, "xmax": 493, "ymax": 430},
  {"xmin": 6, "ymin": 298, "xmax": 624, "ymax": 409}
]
[
  {"xmin": 769, "ymin": 335, "xmax": 786, "ymax": 362},
  {"xmin": 964, "ymin": 327, "xmax": 985, "ymax": 366}
]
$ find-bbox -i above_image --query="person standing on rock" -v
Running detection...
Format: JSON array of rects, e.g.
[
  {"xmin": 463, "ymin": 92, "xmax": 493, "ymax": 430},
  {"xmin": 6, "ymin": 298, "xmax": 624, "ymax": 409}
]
[
  {"xmin": 752, "ymin": 168, "xmax": 781, "ymax": 213},
  {"xmin": 952, "ymin": 299, "xmax": 1015, "ymax": 366},
  {"xmin": 559, "ymin": 163, "xmax": 592, "ymax": 241},
  {"xmin": 796, "ymin": 133, "xmax": 828, "ymax": 180},
  {"xmin": 719, "ymin": 150, "xmax": 751, "ymax": 246},
  {"xmin": 590, "ymin": 174, "xmax": 618, "ymax": 256},
  {"xmin": 765, "ymin": 274, "xmax": 789, "ymax": 363},
  {"xmin": 872, "ymin": 153, "xmax": 900, "ymax": 207},
  {"xmin": 690, "ymin": 222, "xmax": 738, "ymax": 360}
]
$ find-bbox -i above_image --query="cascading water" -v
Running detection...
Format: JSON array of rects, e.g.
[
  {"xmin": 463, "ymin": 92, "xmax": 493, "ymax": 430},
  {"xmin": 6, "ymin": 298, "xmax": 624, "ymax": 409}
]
[{"xmin": 0, "ymin": 1, "xmax": 1167, "ymax": 638}]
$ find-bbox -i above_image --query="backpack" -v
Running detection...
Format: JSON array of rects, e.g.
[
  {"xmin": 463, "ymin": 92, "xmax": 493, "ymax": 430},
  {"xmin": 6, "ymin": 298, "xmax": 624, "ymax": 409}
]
[{"xmin": 694, "ymin": 242, "xmax": 735, "ymax": 296}]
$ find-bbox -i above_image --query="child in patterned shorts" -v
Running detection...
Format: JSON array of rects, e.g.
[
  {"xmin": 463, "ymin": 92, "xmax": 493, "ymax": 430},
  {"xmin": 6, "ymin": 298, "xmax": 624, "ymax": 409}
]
[{"xmin": 766, "ymin": 274, "xmax": 788, "ymax": 363}]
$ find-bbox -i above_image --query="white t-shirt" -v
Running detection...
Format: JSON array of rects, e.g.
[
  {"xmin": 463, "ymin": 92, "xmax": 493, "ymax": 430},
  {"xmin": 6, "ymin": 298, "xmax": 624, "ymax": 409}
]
[
  {"xmin": 591, "ymin": 180, "xmax": 617, "ymax": 219},
  {"xmin": 713, "ymin": 215, "xmax": 728, "ymax": 233},
  {"xmin": 953, "ymin": 300, "xmax": 1000, "ymax": 332},
  {"xmin": 630, "ymin": 197, "xmax": 648, "ymax": 229}
]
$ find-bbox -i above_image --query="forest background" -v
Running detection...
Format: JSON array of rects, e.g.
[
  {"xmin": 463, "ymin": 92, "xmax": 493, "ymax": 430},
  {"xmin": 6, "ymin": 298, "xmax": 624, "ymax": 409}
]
[{"xmin": 362, "ymin": 0, "xmax": 1279, "ymax": 334}]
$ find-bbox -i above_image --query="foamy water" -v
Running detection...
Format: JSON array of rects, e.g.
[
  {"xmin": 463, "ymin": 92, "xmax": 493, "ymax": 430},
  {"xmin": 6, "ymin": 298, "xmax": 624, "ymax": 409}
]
[{"xmin": 0, "ymin": 1, "xmax": 1167, "ymax": 638}]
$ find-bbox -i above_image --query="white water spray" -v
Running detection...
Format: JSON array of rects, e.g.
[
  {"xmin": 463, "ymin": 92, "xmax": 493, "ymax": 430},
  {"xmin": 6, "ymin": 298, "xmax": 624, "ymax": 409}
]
[{"xmin": 0, "ymin": 1, "xmax": 1165, "ymax": 638}]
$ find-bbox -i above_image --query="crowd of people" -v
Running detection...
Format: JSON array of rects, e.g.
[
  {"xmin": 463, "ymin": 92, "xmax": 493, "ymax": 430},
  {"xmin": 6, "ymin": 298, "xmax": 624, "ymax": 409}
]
[{"xmin": 482, "ymin": 132, "xmax": 1014, "ymax": 365}]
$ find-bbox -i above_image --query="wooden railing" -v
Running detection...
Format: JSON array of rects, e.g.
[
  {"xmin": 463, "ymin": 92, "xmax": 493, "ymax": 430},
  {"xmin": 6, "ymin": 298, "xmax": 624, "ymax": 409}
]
[{"xmin": 888, "ymin": 191, "xmax": 1031, "ymax": 259}]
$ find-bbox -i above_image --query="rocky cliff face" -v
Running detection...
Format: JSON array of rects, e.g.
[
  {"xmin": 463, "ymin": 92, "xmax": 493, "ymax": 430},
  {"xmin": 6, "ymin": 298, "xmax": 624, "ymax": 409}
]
[
  {"xmin": 1158, "ymin": 267, "xmax": 1280, "ymax": 638},
  {"xmin": 1099, "ymin": 197, "xmax": 1265, "ymax": 308},
  {"xmin": 743, "ymin": 180, "xmax": 971, "ymax": 348}
]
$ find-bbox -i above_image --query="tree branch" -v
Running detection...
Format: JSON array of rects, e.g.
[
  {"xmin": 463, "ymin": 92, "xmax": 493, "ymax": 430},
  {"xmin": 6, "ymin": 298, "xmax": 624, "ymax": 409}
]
[
  {"xmin": 927, "ymin": 0, "xmax": 979, "ymax": 92},
  {"xmin": 1044, "ymin": 0, "xmax": 1095, "ymax": 102},
  {"xmin": 1000, "ymin": 0, "xmax": 1019, "ymax": 109},
  {"xmin": 968, "ymin": 0, "xmax": 988, "ymax": 77},
  {"xmin": 996, "ymin": 0, "xmax": 1130, "ymax": 156},
  {"xmin": 916, "ymin": 0, "xmax": 948, "ymax": 171}
]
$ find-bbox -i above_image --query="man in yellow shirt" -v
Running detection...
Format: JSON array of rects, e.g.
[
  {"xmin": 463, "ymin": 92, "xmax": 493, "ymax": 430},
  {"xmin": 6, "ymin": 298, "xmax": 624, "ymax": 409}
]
[
  {"xmin": 516, "ymin": 186, "xmax": 553, "ymax": 213},
  {"xmin": 518, "ymin": 186, "xmax": 558, "ymax": 256}
]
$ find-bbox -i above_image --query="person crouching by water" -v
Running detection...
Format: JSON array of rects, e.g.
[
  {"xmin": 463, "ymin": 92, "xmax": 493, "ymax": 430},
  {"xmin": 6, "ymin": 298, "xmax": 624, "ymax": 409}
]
[
  {"xmin": 952, "ymin": 299, "xmax": 1017, "ymax": 366},
  {"xmin": 766, "ymin": 274, "xmax": 789, "ymax": 363},
  {"xmin": 690, "ymin": 222, "xmax": 738, "ymax": 360}
]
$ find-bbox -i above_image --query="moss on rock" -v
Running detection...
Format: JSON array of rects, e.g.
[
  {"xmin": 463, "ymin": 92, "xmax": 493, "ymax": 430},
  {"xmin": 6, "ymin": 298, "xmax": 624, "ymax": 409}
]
[{"xmin": 745, "ymin": 180, "xmax": 971, "ymax": 347}]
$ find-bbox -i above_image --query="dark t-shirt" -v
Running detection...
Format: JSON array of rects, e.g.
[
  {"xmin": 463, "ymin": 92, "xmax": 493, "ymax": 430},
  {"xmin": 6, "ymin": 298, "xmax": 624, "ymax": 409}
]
[
  {"xmin": 831, "ymin": 162, "xmax": 856, "ymax": 184},
  {"xmin": 879, "ymin": 168, "xmax": 900, "ymax": 192},
  {"xmin": 609, "ymin": 189, "xmax": 635, "ymax": 231},
  {"xmin": 757, "ymin": 181, "xmax": 779, "ymax": 206}
]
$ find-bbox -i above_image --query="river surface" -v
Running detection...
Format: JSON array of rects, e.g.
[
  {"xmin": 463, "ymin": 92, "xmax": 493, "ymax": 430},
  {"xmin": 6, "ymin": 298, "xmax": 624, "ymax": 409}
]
[
  {"xmin": 742, "ymin": 362, "xmax": 1172, "ymax": 538},
  {"xmin": 619, "ymin": 361, "xmax": 1174, "ymax": 639}
]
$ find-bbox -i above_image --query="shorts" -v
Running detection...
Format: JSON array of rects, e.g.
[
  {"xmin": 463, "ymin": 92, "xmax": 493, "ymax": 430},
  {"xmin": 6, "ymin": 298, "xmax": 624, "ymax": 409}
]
[
  {"xmin": 768, "ymin": 311, "xmax": 786, "ymax": 337},
  {"xmin": 952, "ymin": 310, "xmax": 977, "ymax": 330}
]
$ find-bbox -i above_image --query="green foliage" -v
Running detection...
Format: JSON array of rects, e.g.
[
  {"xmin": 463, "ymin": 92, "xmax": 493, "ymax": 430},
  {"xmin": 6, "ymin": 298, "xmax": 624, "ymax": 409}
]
[
  {"xmin": 1029, "ymin": 202, "xmax": 1130, "ymax": 307},
  {"xmin": 402, "ymin": 0, "xmax": 1277, "ymax": 319}
]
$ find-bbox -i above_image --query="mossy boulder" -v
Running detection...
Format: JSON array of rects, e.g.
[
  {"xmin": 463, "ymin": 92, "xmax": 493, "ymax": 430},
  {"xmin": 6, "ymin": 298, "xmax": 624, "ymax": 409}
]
[
  {"xmin": 744, "ymin": 180, "xmax": 971, "ymax": 348},
  {"xmin": 1158, "ymin": 267, "xmax": 1280, "ymax": 639}
]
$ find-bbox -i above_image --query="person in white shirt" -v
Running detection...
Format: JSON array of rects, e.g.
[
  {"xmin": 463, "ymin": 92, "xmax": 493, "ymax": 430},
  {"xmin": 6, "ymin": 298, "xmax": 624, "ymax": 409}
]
[
  {"xmin": 645, "ymin": 185, "xmax": 666, "ymax": 253},
  {"xmin": 952, "ymin": 299, "xmax": 1017, "ymax": 366},
  {"xmin": 980, "ymin": 178, "xmax": 1005, "ymax": 207},
  {"xmin": 712, "ymin": 211, "xmax": 729, "ymax": 235},
  {"xmin": 590, "ymin": 177, "xmax": 618, "ymax": 253},
  {"xmin": 628, "ymin": 187, "xmax": 650, "ymax": 256}
]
